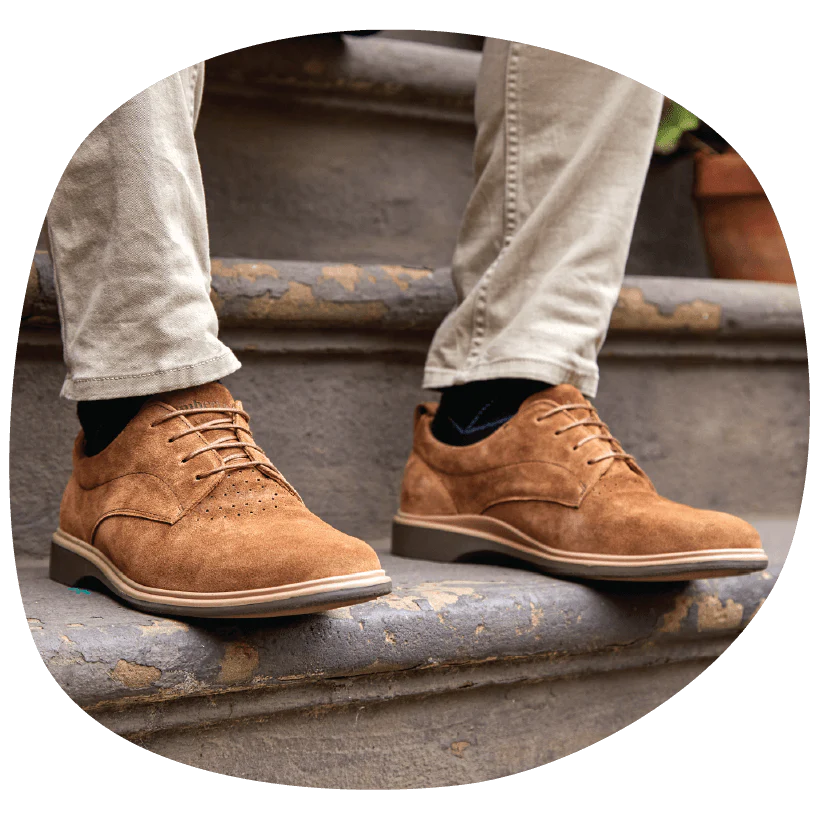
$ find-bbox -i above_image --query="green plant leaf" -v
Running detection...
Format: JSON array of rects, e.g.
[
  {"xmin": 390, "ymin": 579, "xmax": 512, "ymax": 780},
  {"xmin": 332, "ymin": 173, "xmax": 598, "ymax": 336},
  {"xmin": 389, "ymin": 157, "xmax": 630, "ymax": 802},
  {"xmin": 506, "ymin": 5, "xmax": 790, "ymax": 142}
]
[{"xmin": 655, "ymin": 100, "xmax": 699, "ymax": 155}]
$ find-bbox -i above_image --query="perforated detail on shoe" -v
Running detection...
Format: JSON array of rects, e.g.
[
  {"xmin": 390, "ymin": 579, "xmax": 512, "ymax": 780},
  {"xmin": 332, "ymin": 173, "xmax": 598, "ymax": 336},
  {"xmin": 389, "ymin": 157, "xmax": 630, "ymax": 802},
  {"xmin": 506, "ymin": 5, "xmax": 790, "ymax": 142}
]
[{"xmin": 191, "ymin": 468, "xmax": 289, "ymax": 522}]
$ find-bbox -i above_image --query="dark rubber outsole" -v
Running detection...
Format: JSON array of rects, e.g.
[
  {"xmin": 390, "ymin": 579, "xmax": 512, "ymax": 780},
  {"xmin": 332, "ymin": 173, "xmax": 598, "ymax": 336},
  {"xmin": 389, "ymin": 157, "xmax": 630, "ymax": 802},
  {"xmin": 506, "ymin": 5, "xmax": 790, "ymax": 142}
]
[
  {"xmin": 49, "ymin": 540, "xmax": 392, "ymax": 619},
  {"xmin": 391, "ymin": 519, "xmax": 769, "ymax": 582}
]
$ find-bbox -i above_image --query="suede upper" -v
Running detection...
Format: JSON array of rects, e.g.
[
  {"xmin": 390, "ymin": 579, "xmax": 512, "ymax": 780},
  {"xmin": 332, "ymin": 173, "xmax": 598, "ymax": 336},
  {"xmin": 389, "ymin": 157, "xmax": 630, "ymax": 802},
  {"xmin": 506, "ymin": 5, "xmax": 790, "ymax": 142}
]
[
  {"xmin": 400, "ymin": 385, "xmax": 763, "ymax": 557},
  {"xmin": 60, "ymin": 383, "xmax": 381, "ymax": 592}
]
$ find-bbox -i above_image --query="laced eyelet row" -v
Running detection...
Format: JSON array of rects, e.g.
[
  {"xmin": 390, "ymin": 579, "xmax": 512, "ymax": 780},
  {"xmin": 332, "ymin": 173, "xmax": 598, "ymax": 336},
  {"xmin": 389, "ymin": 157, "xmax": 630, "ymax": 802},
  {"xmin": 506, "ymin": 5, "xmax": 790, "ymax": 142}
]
[
  {"xmin": 536, "ymin": 403, "xmax": 634, "ymax": 467},
  {"xmin": 151, "ymin": 406, "xmax": 286, "ymax": 483}
]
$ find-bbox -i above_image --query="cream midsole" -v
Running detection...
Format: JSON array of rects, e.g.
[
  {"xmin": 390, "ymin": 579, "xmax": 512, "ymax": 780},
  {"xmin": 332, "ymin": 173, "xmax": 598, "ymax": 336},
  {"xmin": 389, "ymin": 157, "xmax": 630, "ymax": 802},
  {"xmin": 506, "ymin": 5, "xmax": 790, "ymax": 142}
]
[
  {"xmin": 394, "ymin": 512, "xmax": 768, "ymax": 567},
  {"xmin": 53, "ymin": 528, "xmax": 390, "ymax": 607}
]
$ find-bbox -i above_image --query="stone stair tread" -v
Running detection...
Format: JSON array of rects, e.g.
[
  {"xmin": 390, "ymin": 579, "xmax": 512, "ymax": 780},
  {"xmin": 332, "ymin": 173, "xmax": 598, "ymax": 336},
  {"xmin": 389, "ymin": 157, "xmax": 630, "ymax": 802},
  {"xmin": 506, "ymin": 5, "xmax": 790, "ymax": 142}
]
[
  {"xmin": 21, "ymin": 519, "xmax": 787, "ymax": 713},
  {"xmin": 26, "ymin": 253, "xmax": 804, "ymax": 336}
]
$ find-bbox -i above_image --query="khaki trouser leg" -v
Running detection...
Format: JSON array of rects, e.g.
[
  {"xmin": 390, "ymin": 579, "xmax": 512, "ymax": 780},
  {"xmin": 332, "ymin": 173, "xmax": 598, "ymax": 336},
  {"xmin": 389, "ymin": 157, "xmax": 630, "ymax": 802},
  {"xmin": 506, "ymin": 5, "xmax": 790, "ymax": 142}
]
[
  {"xmin": 47, "ymin": 63, "xmax": 240, "ymax": 401},
  {"xmin": 423, "ymin": 40, "xmax": 663, "ymax": 397}
]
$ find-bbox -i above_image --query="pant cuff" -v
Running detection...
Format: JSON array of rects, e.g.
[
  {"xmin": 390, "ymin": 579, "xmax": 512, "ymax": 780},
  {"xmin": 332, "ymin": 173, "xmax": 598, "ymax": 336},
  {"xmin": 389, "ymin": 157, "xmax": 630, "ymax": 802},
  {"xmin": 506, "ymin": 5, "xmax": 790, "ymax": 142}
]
[
  {"xmin": 60, "ymin": 348, "xmax": 242, "ymax": 401},
  {"xmin": 422, "ymin": 357, "xmax": 599, "ymax": 398}
]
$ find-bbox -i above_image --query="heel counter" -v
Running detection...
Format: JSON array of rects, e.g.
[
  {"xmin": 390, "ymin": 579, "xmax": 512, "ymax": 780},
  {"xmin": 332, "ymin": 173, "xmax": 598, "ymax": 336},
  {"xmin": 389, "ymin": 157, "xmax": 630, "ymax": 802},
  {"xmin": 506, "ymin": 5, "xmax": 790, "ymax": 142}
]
[
  {"xmin": 399, "ymin": 452, "xmax": 457, "ymax": 516},
  {"xmin": 58, "ymin": 432, "xmax": 86, "ymax": 539},
  {"xmin": 58, "ymin": 472, "xmax": 86, "ymax": 541}
]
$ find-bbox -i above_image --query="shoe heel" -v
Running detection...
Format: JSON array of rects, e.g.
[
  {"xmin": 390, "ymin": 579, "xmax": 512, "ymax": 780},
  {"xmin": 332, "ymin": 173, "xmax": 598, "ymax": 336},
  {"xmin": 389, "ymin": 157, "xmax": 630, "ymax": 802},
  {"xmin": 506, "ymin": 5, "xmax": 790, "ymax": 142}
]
[
  {"xmin": 49, "ymin": 541, "xmax": 99, "ymax": 588},
  {"xmin": 391, "ymin": 519, "xmax": 475, "ymax": 563}
]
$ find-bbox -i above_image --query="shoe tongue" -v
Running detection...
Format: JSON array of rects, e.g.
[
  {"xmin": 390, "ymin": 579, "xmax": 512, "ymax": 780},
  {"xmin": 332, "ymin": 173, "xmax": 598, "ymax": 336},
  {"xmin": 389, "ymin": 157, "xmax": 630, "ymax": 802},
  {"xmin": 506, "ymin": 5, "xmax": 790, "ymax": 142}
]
[
  {"xmin": 158, "ymin": 382, "xmax": 236, "ymax": 413},
  {"xmin": 155, "ymin": 382, "xmax": 254, "ymax": 470}
]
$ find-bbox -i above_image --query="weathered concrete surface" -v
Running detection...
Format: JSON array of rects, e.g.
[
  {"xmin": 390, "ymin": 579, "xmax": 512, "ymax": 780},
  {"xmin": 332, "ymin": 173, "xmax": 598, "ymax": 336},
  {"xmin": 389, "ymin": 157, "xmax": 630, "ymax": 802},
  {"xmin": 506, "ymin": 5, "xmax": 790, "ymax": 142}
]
[
  {"xmin": 19, "ymin": 550, "xmax": 780, "ymax": 787},
  {"xmin": 209, "ymin": 259, "xmax": 452, "ymax": 330},
  {"xmin": 133, "ymin": 661, "xmax": 715, "ymax": 788},
  {"xmin": 23, "ymin": 554, "xmax": 776, "ymax": 709},
  {"xmin": 25, "ymin": 252, "xmax": 804, "ymax": 337}
]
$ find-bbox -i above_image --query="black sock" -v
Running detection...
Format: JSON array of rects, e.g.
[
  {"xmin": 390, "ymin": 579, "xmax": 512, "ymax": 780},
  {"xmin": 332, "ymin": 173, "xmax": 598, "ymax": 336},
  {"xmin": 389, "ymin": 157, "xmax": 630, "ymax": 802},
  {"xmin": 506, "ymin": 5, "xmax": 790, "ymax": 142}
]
[
  {"xmin": 77, "ymin": 395, "xmax": 150, "ymax": 456},
  {"xmin": 431, "ymin": 378, "xmax": 553, "ymax": 446}
]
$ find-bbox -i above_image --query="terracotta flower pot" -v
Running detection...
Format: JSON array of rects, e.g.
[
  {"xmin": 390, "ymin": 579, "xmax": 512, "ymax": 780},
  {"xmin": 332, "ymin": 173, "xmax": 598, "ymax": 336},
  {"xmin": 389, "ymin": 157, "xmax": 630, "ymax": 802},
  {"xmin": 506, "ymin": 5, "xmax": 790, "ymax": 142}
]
[{"xmin": 693, "ymin": 150, "xmax": 795, "ymax": 284}]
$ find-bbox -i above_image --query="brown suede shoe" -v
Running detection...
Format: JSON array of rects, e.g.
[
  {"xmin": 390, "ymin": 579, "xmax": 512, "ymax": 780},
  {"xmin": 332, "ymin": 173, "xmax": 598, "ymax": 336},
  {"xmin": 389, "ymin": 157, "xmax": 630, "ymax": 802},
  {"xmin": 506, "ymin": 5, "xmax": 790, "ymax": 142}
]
[
  {"xmin": 392, "ymin": 384, "xmax": 767, "ymax": 581},
  {"xmin": 51, "ymin": 382, "xmax": 391, "ymax": 617}
]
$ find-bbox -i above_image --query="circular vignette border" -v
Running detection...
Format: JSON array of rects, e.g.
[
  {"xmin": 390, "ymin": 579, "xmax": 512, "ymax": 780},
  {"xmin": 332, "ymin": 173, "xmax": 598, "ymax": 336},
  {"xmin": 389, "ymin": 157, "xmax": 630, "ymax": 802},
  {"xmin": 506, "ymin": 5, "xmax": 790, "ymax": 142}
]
[{"xmin": 14, "ymin": 24, "xmax": 816, "ymax": 791}]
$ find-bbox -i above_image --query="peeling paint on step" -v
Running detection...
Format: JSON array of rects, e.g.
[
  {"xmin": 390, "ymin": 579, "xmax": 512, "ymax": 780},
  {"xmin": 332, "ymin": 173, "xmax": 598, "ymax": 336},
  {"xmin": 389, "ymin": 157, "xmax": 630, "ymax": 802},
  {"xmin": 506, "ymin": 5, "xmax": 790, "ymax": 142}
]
[
  {"xmin": 211, "ymin": 259, "xmax": 280, "ymax": 281},
  {"xmin": 243, "ymin": 282, "xmax": 388, "ymax": 326},
  {"xmin": 325, "ymin": 607, "xmax": 354, "ymax": 620},
  {"xmin": 516, "ymin": 602, "xmax": 545, "ymax": 635},
  {"xmin": 320, "ymin": 264, "xmax": 362, "ymax": 292},
  {"xmin": 658, "ymin": 595, "xmax": 695, "ymax": 633},
  {"xmin": 697, "ymin": 595, "xmax": 743, "ymax": 631},
  {"xmin": 408, "ymin": 583, "xmax": 480, "ymax": 612},
  {"xmin": 450, "ymin": 740, "xmax": 471, "ymax": 758},
  {"xmin": 137, "ymin": 620, "xmax": 189, "ymax": 635},
  {"xmin": 164, "ymin": 670, "xmax": 207, "ymax": 698},
  {"xmin": 655, "ymin": 590, "xmax": 746, "ymax": 634},
  {"xmin": 380, "ymin": 265, "xmax": 433, "ymax": 291},
  {"xmin": 380, "ymin": 594, "xmax": 423, "ymax": 612},
  {"xmin": 217, "ymin": 642, "xmax": 260, "ymax": 684},
  {"xmin": 610, "ymin": 287, "xmax": 721, "ymax": 333},
  {"xmin": 110, "ymin": 659, "xmax": 162, "ymax": 689}
]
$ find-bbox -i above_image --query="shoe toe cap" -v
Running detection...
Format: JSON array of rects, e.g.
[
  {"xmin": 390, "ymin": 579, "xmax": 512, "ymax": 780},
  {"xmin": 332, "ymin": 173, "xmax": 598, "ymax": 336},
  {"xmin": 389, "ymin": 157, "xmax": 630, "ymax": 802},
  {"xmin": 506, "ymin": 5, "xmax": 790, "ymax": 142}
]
[
  {"xmin": 254, "ymin": 509, "xmax": 384, "ymax": 586},
  {"xmin": 634, "ymin": 502, "xmax": 764, "ymax": 556}
]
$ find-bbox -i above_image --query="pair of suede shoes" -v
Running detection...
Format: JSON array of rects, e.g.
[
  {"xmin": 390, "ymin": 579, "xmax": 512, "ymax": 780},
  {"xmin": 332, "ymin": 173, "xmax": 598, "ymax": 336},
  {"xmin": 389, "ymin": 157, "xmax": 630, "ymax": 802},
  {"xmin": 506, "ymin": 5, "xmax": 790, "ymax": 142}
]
[{"xmin": 50, "ymin": 382, "xmax": 767, "ymax": 618}]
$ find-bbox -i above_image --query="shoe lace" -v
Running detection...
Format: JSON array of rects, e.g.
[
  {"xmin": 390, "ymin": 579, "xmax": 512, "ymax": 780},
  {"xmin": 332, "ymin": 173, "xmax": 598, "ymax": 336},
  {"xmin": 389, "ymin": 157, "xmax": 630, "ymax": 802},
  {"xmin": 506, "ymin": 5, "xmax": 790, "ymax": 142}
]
[
  {"xmin": 536, "ymin": 403, "xmax": 635, "ymax": 466},
  {"xmin": 152, "ymin": 406, "xmax": 286, "ymax": 482}
]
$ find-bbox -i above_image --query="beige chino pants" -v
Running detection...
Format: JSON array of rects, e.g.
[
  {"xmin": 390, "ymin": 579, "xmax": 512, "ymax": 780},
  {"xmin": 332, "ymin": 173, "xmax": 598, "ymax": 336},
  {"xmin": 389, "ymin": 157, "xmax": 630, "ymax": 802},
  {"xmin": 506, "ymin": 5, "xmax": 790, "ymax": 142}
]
[
  {"xmin": 47, "ymin": 41, "xmax": 662, "ymax": 401},
  {"xmin": 47, "ymin": 64, "xmax": 240, "ymax": 400}
]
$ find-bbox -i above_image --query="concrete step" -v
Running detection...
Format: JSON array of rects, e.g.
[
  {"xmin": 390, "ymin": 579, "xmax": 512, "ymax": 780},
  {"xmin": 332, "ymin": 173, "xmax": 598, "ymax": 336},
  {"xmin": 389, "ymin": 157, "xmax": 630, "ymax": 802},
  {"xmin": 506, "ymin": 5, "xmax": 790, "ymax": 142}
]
[
  {"xmin": 14, "ymin": 253, "xmax": 807, "ymax": 560},
  {"xmin": 23, "ymin": 250, "xmax": 806, "ymax": 336},
  {"xmin": 19, "ymin": 33, "xmax": 803, "ymax": 788},
  {"xmin": 20, "ymin": 518, "xmax": 786, "ymax": 788}
]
